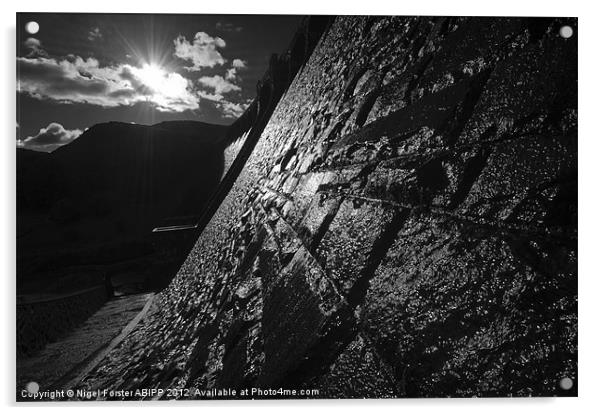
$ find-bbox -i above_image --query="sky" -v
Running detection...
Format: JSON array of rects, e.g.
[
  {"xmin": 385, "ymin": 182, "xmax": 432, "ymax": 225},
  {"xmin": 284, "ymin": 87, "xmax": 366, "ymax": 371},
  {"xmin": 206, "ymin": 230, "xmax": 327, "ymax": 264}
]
[{"xmin": 16, "ymin": 13, "xmax": 302, "ymax": 151}]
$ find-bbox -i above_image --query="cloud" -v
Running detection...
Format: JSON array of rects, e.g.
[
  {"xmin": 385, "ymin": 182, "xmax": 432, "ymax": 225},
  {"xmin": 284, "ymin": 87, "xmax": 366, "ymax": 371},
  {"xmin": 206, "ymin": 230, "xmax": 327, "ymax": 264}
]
[
  {"xmin": 24, "ymin": 37, "xmax": 41, "ymax": 49},
  {"xmin": 17, "ymin": 55, "xmax": 200, "ymax": 112},
  {"xmin": 195, "ymin": 58, "xmax": 250, "ymax": 119},
  {"xmin": 198, "ymin": 75, "xmax": 241, "ymax": 96},
  {"xmin": 197, "ymin": 91, "xmax": 250, "ymax": 119},
  {"xmin": 19, "ymin": 122, "xmax": 82, "ymax": 152},
  {"xmin": 225, "ymin": 59, "xmax": 247, "ymax": 81},
  {"xmin": 23, "ymin": 37, "xmax": 48, "ymax": 58},
  {"xmin": 18, "ymin": 31, "xmax": 250, "ymax": 120},
  {"xmin": 232, "ymin": 59, "xmax": 246, "ymax": 69},
  {"xmin": 215, "ymin": 22, "xmax": 243, "ymax": 33},
  {"xmin": 88, "ymin": 27, "xmax": 103, "ymax": 41},
  {"xmin": 218, "ymin": 100, "xmax": 249, "ymax": 118},
  {"xmin": 173, "ymin": 32, "xmax": 226, "ymax": 71}
]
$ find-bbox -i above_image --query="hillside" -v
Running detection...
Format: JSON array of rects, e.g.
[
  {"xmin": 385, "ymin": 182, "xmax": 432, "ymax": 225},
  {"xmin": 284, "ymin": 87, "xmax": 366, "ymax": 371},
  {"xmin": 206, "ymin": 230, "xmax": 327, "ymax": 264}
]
[{"xmin": 17, "ymin": 120, "xmax": 228, "ymax": 293}]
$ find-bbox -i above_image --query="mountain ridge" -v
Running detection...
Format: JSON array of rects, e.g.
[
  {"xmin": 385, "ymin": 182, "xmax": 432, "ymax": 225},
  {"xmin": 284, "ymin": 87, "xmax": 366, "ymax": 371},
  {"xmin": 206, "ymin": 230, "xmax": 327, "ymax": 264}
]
[{"xmin": 17, "ymin": 119, "xmax": 229, "ymax": 294}]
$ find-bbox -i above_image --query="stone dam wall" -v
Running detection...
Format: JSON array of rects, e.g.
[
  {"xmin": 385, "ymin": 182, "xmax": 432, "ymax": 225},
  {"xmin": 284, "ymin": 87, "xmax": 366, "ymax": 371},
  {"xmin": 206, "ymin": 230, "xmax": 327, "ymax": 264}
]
[{"xmin": 77, "ymin": 16, "xmax": 577, "ymax": 398}]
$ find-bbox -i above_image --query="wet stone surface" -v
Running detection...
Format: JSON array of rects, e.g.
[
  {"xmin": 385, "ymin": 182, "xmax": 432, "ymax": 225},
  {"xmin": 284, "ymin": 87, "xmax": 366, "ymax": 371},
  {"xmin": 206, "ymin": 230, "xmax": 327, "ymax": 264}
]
[{"xmin": 74, "ymin": 16, "xmax": 577, "ymax": 398}]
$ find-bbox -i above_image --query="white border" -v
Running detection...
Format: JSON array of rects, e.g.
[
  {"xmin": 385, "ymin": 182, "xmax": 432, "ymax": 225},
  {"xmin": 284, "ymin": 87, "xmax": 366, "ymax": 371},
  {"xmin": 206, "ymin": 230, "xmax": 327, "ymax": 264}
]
[{"xmin": 2, "ymin": 1, "xmax": 600, "ymax": 414}]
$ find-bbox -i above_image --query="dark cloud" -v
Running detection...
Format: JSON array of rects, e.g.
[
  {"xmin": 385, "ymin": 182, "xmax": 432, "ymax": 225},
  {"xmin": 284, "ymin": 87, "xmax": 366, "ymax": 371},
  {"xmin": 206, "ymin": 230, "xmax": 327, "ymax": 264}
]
[
  {"xmin": 18, "ymin": 122, "xmax": 82, "ymax": 152},
  {"xmin": 23, "ymin": 37, "xmax": 48, "ymax": 58},
  {"xmin": 18, "ymin": 57, "xmax": 109, "ymax": 99}
]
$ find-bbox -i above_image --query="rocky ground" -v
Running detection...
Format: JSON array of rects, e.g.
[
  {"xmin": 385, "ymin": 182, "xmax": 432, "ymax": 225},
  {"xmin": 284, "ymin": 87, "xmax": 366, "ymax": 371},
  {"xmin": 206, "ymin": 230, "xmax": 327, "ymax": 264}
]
[
  {"xmin": 17, "ymin": 293, "xmax": 151, "ymax": 396},
  {"xmin": 71, "ymin": 16, "xmax": 576, "ymax": 399},
  {"xmin": 17, "ymin": 285, "xmax": 109, "ymax": 357}
]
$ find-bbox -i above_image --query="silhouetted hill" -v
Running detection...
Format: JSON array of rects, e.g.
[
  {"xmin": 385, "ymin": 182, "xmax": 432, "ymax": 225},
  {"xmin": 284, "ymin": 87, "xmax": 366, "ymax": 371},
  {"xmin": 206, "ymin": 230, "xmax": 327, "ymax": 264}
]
[
  {"xmin": 17, "ymin": 120, "xmax": 228, "ymax": 293},
  {"xmin": 17, "ymin": 148, "xmax": 62, "ymax": 213},
  {"xmin": 52, "ymin": 121, "xmax": 226, "ymax": 222}
]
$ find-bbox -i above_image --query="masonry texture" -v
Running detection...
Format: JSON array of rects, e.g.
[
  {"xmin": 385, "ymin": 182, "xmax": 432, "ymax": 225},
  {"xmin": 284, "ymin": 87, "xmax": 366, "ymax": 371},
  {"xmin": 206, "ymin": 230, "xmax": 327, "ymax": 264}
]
[{"xmin": 76, "ymin": 16, "xmax": 577, "ymax": 398}]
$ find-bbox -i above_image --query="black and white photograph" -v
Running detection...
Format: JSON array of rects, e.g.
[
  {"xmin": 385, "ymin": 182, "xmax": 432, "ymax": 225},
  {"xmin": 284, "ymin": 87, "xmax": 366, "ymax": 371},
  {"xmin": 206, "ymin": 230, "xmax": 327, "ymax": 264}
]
[{"xmin": 10, "ymin": 4, "xmax": 582, "ymax": 406}]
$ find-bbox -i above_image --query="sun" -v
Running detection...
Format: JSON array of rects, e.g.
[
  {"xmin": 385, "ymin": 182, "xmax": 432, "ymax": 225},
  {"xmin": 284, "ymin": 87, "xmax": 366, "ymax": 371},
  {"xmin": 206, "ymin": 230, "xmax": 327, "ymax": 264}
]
[
  {"xmin": 133, "ymin": 63, "xmax": 188, "ymax": 101},
  {"xmin": 136, "ymin": 63, "xmax": 167, "ymax": 89}
]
